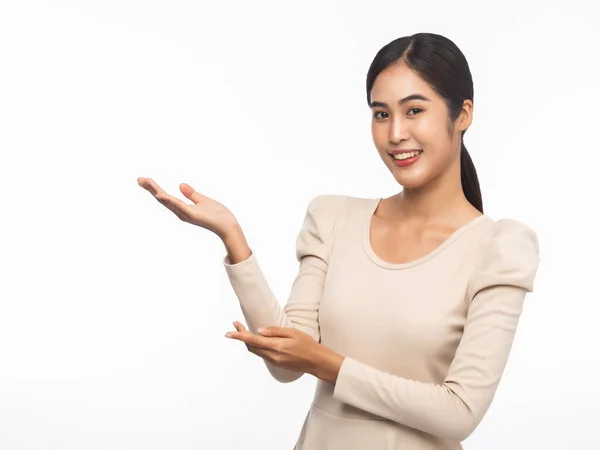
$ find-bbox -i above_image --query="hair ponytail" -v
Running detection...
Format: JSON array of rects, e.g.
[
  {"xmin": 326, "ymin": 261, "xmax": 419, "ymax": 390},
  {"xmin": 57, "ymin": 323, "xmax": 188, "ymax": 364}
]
[{"xmin": 460, "ymin": 140, "xmax": 483, "ymax": 213}]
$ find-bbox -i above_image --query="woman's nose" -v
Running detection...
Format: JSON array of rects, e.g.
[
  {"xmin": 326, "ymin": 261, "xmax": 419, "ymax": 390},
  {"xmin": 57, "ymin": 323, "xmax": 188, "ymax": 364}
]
[{"xmin": 389, "ymin": 119, "xmax": 409, "ymax": 144}]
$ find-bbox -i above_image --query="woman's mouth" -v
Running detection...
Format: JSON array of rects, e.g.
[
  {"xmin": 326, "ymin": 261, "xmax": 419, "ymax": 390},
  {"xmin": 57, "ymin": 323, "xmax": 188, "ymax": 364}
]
[{"xmin": 389, "ymin": 150, "xmax": 423, "ymax": 167}]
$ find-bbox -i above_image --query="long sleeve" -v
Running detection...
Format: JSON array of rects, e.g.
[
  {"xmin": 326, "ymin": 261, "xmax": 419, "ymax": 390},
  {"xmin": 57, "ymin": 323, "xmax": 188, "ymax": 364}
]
[
  {"xmin": 332, "ymin": 219, "xmax": 540, "ymax": 441},
  {"xmin": 223, "ymin": 194, "xmax": 349, "ymax": 383}
]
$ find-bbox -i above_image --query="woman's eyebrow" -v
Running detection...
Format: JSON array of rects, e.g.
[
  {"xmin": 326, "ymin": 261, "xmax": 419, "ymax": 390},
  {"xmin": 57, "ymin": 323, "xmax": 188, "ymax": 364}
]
[{"xmin": 369, "ymin": 94, "xmax": 431, "ymax": 108}]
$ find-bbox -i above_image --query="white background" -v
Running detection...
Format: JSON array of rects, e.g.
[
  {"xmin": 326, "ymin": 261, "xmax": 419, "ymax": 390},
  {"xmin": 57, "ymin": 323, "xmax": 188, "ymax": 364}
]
[{"xmin": 1, "ymin": 0, "xmax": 599, "ymax": 449}]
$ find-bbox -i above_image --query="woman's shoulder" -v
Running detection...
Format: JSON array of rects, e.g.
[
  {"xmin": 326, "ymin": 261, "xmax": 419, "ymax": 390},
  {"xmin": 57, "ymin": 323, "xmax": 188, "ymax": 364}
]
[
  {"xmin": 304, "ymin": 193, "xmax": 378, "ymax": 216},
  {"xmin": 468, "ymin": 216, "xmax": 540, "ymax": 294},
  {"xmin": 295, "ymin": 194, "xmax": 377, "ymax": 260},
  {"xmin": 297, "ymin": 193, "xmax": 378, "ymax": 240},
  {"xmin": 476, "ymin": 217, "xmax": 538, "ymax": 250}
]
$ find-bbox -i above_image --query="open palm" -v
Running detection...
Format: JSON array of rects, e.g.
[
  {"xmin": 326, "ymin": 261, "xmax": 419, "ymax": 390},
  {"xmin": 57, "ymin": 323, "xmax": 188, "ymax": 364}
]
[{"xmin": 137, "ymin": 177, "xmax": 239, "ymax": 239}]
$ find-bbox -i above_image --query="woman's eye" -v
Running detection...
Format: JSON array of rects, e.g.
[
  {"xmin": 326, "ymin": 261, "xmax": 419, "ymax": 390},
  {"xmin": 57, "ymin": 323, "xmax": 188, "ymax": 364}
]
[{"xmin": 373, "ymin": 109, "xmax": 421, "ymax": 119}]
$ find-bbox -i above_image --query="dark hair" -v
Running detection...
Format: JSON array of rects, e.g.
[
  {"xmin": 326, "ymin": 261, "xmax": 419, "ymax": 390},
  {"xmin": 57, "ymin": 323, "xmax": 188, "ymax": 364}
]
[{"xmin": 366, "ymin": 33, "xmax": 483, "ymax": 213}]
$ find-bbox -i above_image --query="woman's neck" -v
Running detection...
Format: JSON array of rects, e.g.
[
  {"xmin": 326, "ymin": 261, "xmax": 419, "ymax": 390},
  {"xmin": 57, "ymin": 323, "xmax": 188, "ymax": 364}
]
[{"xmin": 387, "ymin": 165, "xmax": 479, "ymax": 225}]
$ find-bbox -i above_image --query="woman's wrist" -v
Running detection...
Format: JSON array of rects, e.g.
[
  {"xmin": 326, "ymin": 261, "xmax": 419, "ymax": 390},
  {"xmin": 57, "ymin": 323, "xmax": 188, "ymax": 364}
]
[
  {"xmin": 222, "ymin": 225, "xmax": 252, "ymax": 264},
  {"xmin": 312, "ymin": 346, "xmax": 345, "ymax": 385}
]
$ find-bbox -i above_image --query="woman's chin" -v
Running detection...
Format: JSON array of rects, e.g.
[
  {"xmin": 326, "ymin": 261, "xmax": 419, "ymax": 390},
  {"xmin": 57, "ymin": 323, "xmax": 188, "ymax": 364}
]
[{"xmin": 390, "ymin": 170, "xmax": 429, "ymax": 189}]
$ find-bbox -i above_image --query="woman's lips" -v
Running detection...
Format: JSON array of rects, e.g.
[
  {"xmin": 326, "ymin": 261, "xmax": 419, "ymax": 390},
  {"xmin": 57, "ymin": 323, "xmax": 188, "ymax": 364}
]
[{"xmin": 389, "ymin": 150, "xmax": 423, "ymax": 167}]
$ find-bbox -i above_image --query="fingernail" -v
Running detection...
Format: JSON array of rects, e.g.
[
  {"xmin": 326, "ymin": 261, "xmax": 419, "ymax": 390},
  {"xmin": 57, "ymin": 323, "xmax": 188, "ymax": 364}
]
[
  {"xmin": 225, "ymin": 333, "xmax": 232, "ymax": 338},
  {"xmin": 258, "ymin": 327, "xmax": 266, "ymax": 334}
]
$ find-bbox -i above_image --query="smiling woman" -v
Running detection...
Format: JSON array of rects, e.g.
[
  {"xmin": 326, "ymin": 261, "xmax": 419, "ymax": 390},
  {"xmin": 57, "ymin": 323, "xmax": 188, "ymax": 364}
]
[
  {"xmin": 139, "ymin": 32, "xmax": 539, "ymax": 450},
  {"xmin": 367, "ymin": 39, "xmax": 481, "ymax": 211}
]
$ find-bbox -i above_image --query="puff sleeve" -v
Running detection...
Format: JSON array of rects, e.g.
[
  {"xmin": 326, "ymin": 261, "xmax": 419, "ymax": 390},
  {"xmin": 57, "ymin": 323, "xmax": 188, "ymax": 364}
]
[
  {"xmin": 223, "ymin": 194, "xmax": 349, "ymax": 382},
  {"xmin": 332, "ymin": 219, "xmax": 540, "ymax": 441}
]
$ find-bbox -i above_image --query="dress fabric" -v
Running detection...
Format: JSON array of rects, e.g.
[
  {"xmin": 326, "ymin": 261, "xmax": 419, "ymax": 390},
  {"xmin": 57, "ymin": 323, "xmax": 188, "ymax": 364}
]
[{"xmin": 222, "ymin": 195, "xmax": 540, "ymax": 450}]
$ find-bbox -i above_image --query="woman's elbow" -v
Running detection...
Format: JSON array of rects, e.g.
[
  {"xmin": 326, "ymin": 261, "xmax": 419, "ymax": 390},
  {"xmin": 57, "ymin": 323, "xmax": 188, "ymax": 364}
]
[
  {"xmin": 439, "ymin": 412, "xmax": 478, "ymax": 442},
  {"xmin": 265, "ymin": 363, "xmax": 304, "ymax": 383}
]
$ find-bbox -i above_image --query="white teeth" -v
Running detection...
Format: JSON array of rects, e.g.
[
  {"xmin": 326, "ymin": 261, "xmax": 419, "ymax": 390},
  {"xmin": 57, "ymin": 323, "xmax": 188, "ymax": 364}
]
[{"xmin": 393, "ymin": 150, "xmax": 422, "ymax": 160}]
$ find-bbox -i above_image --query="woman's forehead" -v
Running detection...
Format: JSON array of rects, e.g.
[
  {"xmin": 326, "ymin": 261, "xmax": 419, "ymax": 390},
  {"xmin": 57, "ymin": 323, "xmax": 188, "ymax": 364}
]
[{"xmin": 371, "ymin": 67, "xmax": 437, "ymax": 103}]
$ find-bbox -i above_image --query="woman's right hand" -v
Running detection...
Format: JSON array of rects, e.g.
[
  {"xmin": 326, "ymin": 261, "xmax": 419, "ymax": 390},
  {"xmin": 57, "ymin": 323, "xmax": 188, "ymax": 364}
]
[{"xmin": 137, "ymin": 177, "xmax": 241, "ymax": 240}]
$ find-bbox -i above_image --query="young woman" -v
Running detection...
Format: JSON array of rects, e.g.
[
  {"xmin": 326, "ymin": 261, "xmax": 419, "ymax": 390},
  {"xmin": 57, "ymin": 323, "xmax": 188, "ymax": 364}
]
[{"xmin": 137, "ymin": 32, "xmax": 539, "ymax": 450}]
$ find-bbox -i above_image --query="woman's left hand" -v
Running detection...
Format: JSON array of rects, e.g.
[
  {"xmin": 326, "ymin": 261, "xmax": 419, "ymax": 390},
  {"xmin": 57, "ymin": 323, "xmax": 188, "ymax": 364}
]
[{"xmin": 225, "ymin": 321, "xmax": 344, "ymax": 382}]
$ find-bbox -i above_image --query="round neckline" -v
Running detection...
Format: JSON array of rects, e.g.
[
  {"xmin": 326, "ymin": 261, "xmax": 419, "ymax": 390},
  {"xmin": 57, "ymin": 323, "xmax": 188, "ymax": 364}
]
[{"xmin": 362, "ymin": 197, "xmax": 490, "ymax": 270}]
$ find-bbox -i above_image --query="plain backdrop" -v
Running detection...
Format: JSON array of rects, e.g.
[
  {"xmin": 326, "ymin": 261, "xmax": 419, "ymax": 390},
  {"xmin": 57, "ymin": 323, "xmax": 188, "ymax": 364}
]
[{"xmin": 1, "ymin": 0, "xmax": 599, "ymax": 449}]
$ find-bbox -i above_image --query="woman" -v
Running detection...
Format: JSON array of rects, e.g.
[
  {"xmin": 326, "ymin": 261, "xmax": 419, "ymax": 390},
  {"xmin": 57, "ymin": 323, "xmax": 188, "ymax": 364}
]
[{"xmin": 137, "ymin": 32, "xmax": 539, "ymax": 450}]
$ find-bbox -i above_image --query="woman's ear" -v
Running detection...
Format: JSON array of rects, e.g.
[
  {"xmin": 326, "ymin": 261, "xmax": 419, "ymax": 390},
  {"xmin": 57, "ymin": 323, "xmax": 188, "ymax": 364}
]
[{"xmin": 456, "ymin": 99, "xmax": 473, "ymax": 132}]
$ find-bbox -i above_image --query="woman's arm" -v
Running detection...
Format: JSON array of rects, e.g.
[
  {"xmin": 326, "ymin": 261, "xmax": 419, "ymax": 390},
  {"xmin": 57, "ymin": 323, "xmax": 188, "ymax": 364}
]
[
  {"xmin": 327, "ymin": 219, "xmax": 540, "ymax": 441},
  {"xmin": 222, "ymin": 224, "xmax": 252, "ymax": 265},
  {"xmin": 222, "ymin": 195, "xmax": 350, "ymax": 383}
]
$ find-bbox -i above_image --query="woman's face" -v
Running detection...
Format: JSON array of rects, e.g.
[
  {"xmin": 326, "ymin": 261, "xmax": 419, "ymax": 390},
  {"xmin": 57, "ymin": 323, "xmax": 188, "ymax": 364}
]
[{"xmin": 370, "ymin": 62, "xmax": 472, "ymax": 189}]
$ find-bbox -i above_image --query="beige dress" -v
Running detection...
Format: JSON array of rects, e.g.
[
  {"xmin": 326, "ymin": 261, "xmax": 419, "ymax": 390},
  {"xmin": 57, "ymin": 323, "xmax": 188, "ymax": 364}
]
[{"xmin": 223, "ymin": 195, "xmax": 540, "ymax": 450}]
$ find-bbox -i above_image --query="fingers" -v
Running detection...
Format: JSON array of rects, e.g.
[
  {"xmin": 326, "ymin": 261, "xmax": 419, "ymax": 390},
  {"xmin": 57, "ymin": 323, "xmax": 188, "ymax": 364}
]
[
  {"xmin": 137, "ymin": 177, "xmax": 167, "ymax": 197},
  {"xmin": 137, "ymin": 177, "xmax": 193, "ymax": 221},
  {"xmin": 226, "ymin": 328, "xmax": 275, "ymax": 350},
  {"xmin": 227, "ymin": 321, "xmax": 281, "ymax": 363},
  {"xmin": 233, "ymin": 321, "xmax": 247, "ymax": 332},
  {"xmin": 258, "ymin": 326, "xmax": 295, "ymax": 338},
  {"xmin": 179, "ymin": 183, "xmax": 208, "ymax": 205},
  {"xmin": 231, "ymin": 321, "xmax": 257, "ymax": 353}
]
